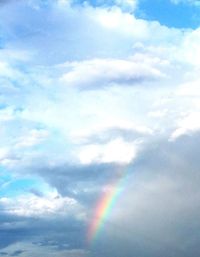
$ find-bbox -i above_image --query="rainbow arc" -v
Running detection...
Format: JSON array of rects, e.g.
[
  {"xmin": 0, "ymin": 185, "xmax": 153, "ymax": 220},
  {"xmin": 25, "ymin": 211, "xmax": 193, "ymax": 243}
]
[{"xmin": 87, "ymin": 171, "xmax": 128, "ymax": 244}]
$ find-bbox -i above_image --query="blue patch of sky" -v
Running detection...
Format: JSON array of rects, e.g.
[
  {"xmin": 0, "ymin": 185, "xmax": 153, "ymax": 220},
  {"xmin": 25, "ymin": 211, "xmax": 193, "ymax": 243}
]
[
  {"xmin": 0, "ymin": 167, "xmax": 51, "ymax": 198},
  {"xmin": 0, "ymin": 36, "xmax": 4, "ymax": 49},
  {"xmin": 0, "ymin": 104, "xmax": 7, "ymax": 110},
  {"xmin": 0, "ymin": 25, "xmax": 6, "ymax": 48},
  {"xmin": 136, "ymin": 0, "xmax": 200, "ymax": 29}
]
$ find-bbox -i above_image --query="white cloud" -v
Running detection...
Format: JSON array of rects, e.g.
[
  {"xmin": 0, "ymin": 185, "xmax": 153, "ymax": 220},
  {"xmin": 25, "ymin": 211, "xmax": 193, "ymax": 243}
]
[
  {"xmin": 78, "ymin": 138, "xmax": 139, "ymax": 164},
  {"xmin": 0, "ymin": 147, "xmax": 10, "ymax": 161},
  {"xmin": 15, "ymin": 129, "xmax": 49, "ymax": 148},
  {"xmin": 0, "ymin": 1, "xmax": 184, "ymax": 65},
  {"xmin": 0, "ymin": 107, "xmax": 14, "ymax": 121},
  {"xmin": 115, "ymin": 0, "xmax": 137, "ymax": 11},
  {"xmin": 177, "ymin": 79, "xmax": 200, "ymax": 96},
  {"xmin": 177, "ymin": 28, "xmax": 200, "ymax": 66},
  {"xmin": 60, "ymin": 58, "xmax": 165, "ymax": 88},
  {"xmin": 71, "ymin": 122, "xmax": 153, "ymax": 143},
  {"xmin": 0, "ymin": 191, "xmax": 83, "ymax": 218},
  {"xmin": 170, "ymin": 112, "xmax": 200, "ymax": 140}
]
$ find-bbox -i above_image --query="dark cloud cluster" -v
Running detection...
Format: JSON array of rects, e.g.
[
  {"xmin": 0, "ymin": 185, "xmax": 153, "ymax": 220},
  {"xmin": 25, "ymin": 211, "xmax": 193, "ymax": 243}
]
[
  {"xmin": 1, "ymin": 130, "xmax": 200, "ymax": 257},
  {"xmin": 0, "ymin": 210, "xmax": 87, "ymax": 255},
  {"xmin": 87, "ymin": 133, "xmax": 200, "ymax": 257},
  {"xmin": 34, "ymin": 162, "xmax": 126, "ymax": 206}
]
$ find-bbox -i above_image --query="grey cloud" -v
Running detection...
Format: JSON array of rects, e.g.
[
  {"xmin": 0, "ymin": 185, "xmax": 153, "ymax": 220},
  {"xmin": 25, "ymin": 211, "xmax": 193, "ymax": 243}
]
[
  {"xmin": 34, "ymin": 162, "xmax": 126, "ymax": 206},
  {"xmin": 0, "ymin": 210, "xmax": 86, "ymax": 253},
  {"xmin": 87, "ymin": 133, "xmax": 200, "ymax": 257},
  {"xmin": 1, "ymin": 133, "xmax": 200, "ymax": 256},
  {"xmin": 10, "ymin": 250, "xmax": 24, "ymax": 256},
  {"xmin": 60, "ymin": 59, "xmax": 164, "ymax": 89}
]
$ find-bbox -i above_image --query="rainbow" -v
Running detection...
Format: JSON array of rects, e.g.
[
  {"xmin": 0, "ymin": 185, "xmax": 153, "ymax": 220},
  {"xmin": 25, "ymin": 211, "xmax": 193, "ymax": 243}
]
[{"xmin": 87, "ymin": 173, "xmax": 126, "ymax": 244}]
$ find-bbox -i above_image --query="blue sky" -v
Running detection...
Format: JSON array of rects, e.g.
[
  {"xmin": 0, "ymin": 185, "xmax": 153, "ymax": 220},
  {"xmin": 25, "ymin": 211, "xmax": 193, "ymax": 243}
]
[
  {"xmin": 71, "ymin": 0, "xmax": 200, "ymax": 28},
  {"xmin": 1, "ymin": 0, "xmax": 200, "ymax": 256},
  {"xmin": 137, "ymin": 0, "xmax": 200, "ymax": 28}
]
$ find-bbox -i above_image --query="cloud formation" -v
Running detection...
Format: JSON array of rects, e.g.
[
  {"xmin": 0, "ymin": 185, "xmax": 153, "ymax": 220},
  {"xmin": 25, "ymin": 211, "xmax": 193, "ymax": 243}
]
[
  {"xmin": 1, "ymin": 0, "xmax": 200, "ymax": 256},
  {"xmin": 60, "ymin": 58, "xmax": 164, "ymax": 89}
]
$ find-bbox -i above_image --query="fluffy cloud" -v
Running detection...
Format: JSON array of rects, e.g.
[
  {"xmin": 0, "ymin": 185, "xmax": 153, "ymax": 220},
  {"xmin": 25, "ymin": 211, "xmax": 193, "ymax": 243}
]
[
  {"xmin": 115, "ymin": 0, "xmax": 137, "ymax": 11},
  {"xmin": 0, "ymin": 192, "xmax": 80, "ymax": 218},
  {"xmin": 77, "ymin": 138, "xmax": 138, "ymax": 164},
  {"xmin": 0, "ymin": 0, "xmax": 184, "ymax": 65}
]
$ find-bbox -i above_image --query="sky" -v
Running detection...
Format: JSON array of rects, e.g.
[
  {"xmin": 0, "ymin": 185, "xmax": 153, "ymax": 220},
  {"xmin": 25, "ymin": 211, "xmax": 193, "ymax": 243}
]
[{"xmin": 1, "ymin": 0, "xmax": 200, "ymax": 256}]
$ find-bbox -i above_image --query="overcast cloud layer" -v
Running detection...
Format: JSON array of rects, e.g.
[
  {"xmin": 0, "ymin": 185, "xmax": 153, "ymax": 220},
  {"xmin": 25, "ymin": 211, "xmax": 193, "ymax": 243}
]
[{"xmin": 1, "ymin": 0, "xmax": 200, "ymax": 256}]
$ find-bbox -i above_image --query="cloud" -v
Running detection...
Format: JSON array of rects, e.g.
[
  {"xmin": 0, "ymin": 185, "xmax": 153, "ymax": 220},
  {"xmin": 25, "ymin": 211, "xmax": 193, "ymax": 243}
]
[
  {"xmin": 77, "ymin": 138, "xmax": 138, "ymax": 164},
  {"xmin": 87, "ymin": 133, "xmax": 200, "ymax": 257},
  {"xmin": 69, "ymin": 0, "xmax": 138, "ymax": 11},
  {"xmin": 10, "ymin": 250, "xmax": 25, "ymax": 256},
  {"xmin": 71, "ymin": 124, "xmax": 152, "ymax": 144},
  {"xmin": 0, "ymin": 200, "xmax": 87, "ymax": 253},
  {"xmin": 14, "ymin": 129, "xmax": 48, "ymax": 149},
  {"xmin": 0, "ymin": 0, "xmax": 184, "ymax": 65},
  {"xmin": 60, "ymin": 58, "xmax": 165, "ymax": 89},
  {"xmin": 115, "ymin": 0, "xmax": 137, "ymax": 11},
  {"xmin": 0, "ymin": 192, "xmax": 80, "ymax": 218},
  {"xmin": 30, "ymin": 162, "xmax": 125, "ymax": 203},
  {"xmin": 170, "ymin": 112, "xmax": 200, "ymax": 140}
]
